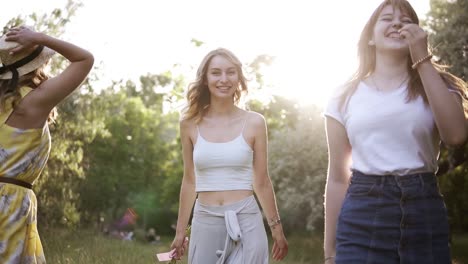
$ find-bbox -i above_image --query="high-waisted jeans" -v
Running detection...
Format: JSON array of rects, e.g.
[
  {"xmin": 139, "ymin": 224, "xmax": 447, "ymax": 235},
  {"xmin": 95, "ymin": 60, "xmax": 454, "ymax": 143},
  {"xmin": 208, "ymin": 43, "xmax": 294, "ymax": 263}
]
[{"xmin": 336, "ymin": 171, "xmax": 451, "ymax": 264}]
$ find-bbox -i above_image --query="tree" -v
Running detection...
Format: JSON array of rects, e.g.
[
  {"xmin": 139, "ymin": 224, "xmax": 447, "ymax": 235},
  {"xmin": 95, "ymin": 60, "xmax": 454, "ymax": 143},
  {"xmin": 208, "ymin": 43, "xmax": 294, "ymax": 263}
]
[
  {"xmin": 425, "ymin": 0, "xmax": 468, "ymax": 79},
  {"xmin": 79, "ymin": 76, "xmax": 182, "ymax": 233},
  {"xmin": 267, "ymin": 102, "xmax": 328, "ymax": 232},
  {"xmin": 425, "ymin": 0, "xmax": 468, "ymax": 232}
]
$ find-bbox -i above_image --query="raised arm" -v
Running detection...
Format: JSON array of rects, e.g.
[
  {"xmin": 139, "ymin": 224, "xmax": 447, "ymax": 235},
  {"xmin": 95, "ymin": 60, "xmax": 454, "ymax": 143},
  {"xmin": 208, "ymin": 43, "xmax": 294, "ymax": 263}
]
[
  {"xmin": 6, "ymin": 26, "xmax": 94, "ymax": 118},
  {"xmin": 416, "ymin": 62, "xmax": 467, "ymax": 146},
  {"xmin": 399, "ymin": 24, "xmax": 467, "ymax": 146},
  {"xmin": 324, "ymin": 117, "xmax": 352, "ymax": 263},
  {"xmin": 251, "ymin": 112, "xmax": 288, "ymax": 261},
  {"xmin": 171, "ymin": 119, "xmax": 197, "ymax": 259}
]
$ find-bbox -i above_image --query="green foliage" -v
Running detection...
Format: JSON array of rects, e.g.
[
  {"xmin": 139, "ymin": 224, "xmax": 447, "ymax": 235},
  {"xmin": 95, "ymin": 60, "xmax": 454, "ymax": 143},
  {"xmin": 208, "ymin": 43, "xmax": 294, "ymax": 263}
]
[
  {"xmin": 268, "ymin": 103, "xmax": 328, "ymax": 232},
  {"xmin": 3, "ymin": 0, "xmax": 81, "ymax": 36},
  {"xmin": 2, "ymin": 0, "xmax": 187, "ymax": 230},
  {"xmin": 247, "ymin": 87, "xmax": 328, "ymax": 232},
  {"xmin": 2, "ymin": 0, "xmax": 188, "ymax": 230},
  {"xmin": 247, "ymin": 54, "xmax": 275, "ymax": 88},
  {"xmin": 247, "ymin": 95, "xmax": 300, "ymax": 134},
  {"xmin": 439, "ymin": 165, "xmax": 468, "ymax": 231},
  {"xmin": 79, "ymin": 78, "xmax": 181, "ymax": 232},
  {"xmin": 425, "ymin": 0, "xmax": 468, "ymax": 232},
  {"xmin": 249, "ymin": 92, "xmax": 328, "ymax": 232},
  {"xmin": 426, "ymin": 0, "xmax": 468, "ymax": 79},
  {"xmin": 190, "ymin": 38, "xmax": 204, "ymax": 47}
]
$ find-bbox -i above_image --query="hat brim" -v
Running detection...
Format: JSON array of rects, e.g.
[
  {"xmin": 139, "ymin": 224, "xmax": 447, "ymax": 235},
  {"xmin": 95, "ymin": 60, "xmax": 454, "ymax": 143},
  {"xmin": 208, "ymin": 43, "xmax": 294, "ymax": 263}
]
[{"xmin": 0, "ymin": 47, "xmax": 55, "ymax": 79}]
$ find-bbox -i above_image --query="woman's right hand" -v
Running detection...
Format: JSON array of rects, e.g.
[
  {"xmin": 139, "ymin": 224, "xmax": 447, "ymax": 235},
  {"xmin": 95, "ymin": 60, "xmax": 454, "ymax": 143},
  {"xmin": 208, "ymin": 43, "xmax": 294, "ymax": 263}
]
[
  {"xmin": 170, "ymin": 233, "xmax": 188, "ymax": 260},
  {"xmin": 5, "ymin": 26, "xmax": 41, "ymax": 54}
]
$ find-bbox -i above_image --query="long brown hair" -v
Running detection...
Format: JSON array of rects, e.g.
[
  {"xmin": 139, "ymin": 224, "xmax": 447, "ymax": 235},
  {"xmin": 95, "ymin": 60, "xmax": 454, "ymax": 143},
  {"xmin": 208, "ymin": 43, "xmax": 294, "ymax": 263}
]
[
  {"xmin": 182, "ymin": 48, "xmax": 248, "ymax": 123},
  {"xmin": 339, "ymin": 0, "xmax": 467, "ymax": 115},
  {"xmin": 0, "ymin": 64, "xmax": 57, "ymax": 122}
]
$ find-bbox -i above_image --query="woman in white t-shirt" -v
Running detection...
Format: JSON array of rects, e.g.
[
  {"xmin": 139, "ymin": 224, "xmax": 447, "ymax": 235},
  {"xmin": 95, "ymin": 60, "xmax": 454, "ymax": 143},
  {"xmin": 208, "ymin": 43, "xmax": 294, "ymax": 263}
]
[{"xmin": 323, "ymin": 1, "xmax": 467, "ymax": 263}]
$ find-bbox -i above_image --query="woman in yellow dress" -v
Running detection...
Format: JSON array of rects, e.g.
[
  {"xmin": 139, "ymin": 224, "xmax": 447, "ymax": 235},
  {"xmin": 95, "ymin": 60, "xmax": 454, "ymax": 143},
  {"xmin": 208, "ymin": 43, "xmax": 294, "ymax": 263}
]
[{"xmin": 0, "ymin": 26, "xmax": 93, "ymax": 263}]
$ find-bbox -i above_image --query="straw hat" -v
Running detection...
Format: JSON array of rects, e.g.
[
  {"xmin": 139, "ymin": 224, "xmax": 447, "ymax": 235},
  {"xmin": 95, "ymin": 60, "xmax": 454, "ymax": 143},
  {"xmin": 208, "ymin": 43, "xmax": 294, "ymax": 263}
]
[{"xmin": 0, "ymin": 32, "xmax": 55, "ymax": 80}]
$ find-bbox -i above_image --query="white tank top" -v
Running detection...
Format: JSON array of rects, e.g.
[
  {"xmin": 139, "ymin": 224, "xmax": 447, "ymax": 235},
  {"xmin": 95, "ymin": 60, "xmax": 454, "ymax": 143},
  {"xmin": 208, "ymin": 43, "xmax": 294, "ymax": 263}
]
[{"xmin": 193, "ymin": 118, "xmax": 254, "ymax": 192}]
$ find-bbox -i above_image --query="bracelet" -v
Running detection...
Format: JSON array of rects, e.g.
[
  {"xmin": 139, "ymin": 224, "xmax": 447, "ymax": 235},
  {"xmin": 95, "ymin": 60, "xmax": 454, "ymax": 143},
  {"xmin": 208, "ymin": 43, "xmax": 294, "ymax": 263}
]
[
  {"xmin": 268, "ymin": 216, "xmax": 281, "ymax": 228},
  {"xmin": 411, "ymin": 53, "xmax": 433, "ymax": 69},
  {"xmin": 324, "ymin": 256, "xmax": 335, "ymax": 262}
]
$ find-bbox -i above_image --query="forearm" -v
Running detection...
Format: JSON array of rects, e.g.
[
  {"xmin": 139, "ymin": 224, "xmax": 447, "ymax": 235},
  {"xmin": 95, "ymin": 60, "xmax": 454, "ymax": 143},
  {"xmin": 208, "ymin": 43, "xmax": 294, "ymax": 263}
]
[
  {"xmin": 324, "ymin": 179, "xmax": 348, "ymax": 258},
  {"xmin": 36, "ymin": 33, "xmax": 93, "ymax": 63},
  {"xmin": 254, "ymin": 179, "xmax": 281, "ymax": 229},
  {"xmin": 417, "ymin": 62, "xmax": 467, "ymax": 145},
  {"xmin": 175, "ymin": 180, "xmax": 197, "ymax": 235}
]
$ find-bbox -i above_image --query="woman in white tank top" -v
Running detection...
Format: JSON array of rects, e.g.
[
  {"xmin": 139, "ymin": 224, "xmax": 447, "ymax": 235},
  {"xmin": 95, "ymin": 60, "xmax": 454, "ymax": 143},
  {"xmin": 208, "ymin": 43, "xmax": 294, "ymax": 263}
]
[{"xmin": 170, "ymin": 48, "xmax": 288, "ymax": 263}]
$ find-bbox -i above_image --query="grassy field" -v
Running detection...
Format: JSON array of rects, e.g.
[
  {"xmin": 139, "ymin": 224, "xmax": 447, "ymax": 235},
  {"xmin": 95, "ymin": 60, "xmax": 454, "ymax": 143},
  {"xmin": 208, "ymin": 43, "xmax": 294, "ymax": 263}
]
[{"xmin": 41, "ymin": 228, "xmax": 468, "ymax": 264}]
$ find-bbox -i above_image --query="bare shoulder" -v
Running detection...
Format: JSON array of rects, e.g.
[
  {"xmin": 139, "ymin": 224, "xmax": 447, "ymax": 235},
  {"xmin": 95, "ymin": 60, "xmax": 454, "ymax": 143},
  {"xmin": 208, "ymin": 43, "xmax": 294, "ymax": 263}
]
[
  {"xmin": 245, "ymin": 111, "xmax": 267, "ymax": 138},
  {"xmin": 246, "ymin": 111, "xmax": 266, "ymax": 127},
  {"xmin": 179, "ymin": 118, "xmax": 195, "ymax": 130},
  {"xmin": 180, "ymin": 118, "xmax": 195, "ymax": 136}
]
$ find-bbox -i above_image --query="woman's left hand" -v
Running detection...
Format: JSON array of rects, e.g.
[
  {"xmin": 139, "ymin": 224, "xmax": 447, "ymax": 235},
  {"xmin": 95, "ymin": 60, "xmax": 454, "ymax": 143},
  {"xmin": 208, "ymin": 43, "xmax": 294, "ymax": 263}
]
[
  {"xmin": 398, "ymin": 24, "xmax": 429, "ymax": 63},
  {"xmin": 271, "ymin": 228, "xmax": 289, "ymax": 261}
]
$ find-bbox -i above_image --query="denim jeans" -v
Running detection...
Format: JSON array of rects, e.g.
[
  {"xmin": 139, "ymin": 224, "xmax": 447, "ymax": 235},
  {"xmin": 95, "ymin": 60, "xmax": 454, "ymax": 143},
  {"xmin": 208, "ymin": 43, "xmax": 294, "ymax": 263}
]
[{"xmin": 336, "ymin": 171, "xmax": 451, "ymax": 264}]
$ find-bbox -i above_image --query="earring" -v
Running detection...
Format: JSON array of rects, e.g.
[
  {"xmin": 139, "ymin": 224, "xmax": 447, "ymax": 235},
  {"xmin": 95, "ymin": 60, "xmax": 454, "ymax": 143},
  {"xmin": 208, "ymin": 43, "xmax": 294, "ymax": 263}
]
[{"xmin": 368, "ymin": 40, "xmax": 375, "ymax": 46}]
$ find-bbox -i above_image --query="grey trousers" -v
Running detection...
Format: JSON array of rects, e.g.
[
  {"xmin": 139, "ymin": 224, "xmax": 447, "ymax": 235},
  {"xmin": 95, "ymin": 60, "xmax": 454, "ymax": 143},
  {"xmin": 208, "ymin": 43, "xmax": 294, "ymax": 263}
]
[{"xmin": 188, "ymin": 195, "xmax": 269, "ymax": 264}]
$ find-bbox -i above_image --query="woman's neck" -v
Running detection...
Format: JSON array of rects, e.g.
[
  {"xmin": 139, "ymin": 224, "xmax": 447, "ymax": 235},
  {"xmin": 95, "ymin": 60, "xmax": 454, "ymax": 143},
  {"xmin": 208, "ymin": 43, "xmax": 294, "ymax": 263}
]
[
  {"xmin": 367, "ymin": 51, "xmax": 410, "ymax": 91},
  {"xmin": 373, "ymin": 51, "xmax": 409, "ymax": 80},
  {"xmin": 206, "ymin": 99, "xmax": 239, "ymax": 118}
]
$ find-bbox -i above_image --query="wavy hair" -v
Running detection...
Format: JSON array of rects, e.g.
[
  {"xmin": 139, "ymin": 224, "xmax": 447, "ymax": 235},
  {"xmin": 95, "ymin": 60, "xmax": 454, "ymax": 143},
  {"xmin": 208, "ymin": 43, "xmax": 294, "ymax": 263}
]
[
  {"xmin": 339, "ymin": 0, "xmax": 467, "ymax": 115},
  {"xmin": 182, "ymin": 48, "xmax": 248, "ymax": 123}
]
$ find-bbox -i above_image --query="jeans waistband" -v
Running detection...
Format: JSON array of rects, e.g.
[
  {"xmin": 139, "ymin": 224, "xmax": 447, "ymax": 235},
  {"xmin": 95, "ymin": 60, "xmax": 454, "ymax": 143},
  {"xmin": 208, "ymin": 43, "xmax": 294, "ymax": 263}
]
[{"xmin": 351, "ymin": 170, "xmax": 436, "ymax": 186}]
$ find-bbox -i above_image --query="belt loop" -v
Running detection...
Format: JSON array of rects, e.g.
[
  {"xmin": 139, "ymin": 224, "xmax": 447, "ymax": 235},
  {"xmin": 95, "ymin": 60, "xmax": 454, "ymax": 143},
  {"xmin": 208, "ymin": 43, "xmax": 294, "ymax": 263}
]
[
  {"xmin": 348, "ymin": 169, "xmax": 355, "ymax": 185},
  {"xmin": 394, "ymin": 174, "xmax": 402, "ymax": 189},
  {"xmin": 418, "ymin": 174, "xmax": 425, "ymax": 188},
  {"xmin": 379, "ymin": 175, "xmax": 385, "ymax": 188}
]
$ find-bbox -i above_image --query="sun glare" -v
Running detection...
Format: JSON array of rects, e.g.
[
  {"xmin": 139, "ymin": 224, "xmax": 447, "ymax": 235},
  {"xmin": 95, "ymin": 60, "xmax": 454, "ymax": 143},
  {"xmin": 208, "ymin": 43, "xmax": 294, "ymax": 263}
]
[
  {"xmin": 2, "ymin": 0, "xmax": 430, "ymax": 110},
  {"xmin": 256, "ymin": 1, "xmax": 429, "ymax": 108},
  {"xmin": 259, "ymin": 55, "xmax": 355, "ymax": 108}
]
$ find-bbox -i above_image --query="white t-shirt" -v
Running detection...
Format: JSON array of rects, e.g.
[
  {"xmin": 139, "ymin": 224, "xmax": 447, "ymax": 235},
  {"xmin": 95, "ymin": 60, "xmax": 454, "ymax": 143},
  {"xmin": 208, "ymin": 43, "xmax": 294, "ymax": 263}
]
[{"xmin": 324, "ymin": 81, "xmax": 440, "ymax": 176}]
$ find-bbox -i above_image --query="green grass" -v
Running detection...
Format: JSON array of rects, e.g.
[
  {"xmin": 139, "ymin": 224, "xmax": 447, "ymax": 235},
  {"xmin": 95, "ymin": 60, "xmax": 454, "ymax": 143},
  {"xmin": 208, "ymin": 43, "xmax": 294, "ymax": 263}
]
[
  {"xmin": 41, "ymin": 228, "xmax": 468, "ymax": 264},
  {"xmin": 452, "ymin": 233, "xmax": 468, "ymax": 264}
]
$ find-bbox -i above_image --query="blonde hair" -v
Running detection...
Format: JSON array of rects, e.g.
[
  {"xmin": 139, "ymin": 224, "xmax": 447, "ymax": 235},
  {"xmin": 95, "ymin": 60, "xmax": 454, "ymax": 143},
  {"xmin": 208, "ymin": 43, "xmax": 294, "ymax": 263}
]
[
  {"xmin": 182, "ymin": 48, "xmax": 248, "ymax": 123},
  {"xmin": 339, "ymin": 0, "xmax": 467, "ymax": 115}
]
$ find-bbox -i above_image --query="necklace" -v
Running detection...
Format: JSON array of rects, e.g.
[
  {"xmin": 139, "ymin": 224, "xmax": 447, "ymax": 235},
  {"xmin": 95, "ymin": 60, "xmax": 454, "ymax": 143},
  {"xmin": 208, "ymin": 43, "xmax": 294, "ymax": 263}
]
[{"xmin": 371, "ymin": 74, "xmax": 409, "ymax": 92}]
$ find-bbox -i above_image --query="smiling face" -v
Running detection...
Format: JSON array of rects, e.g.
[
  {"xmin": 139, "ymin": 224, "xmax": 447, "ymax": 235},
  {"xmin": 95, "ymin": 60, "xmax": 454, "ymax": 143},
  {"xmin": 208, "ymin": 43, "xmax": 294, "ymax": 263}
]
[
  {"xmin": 353, "ymin": 1, "xmax": 420, "ymax": 78},
  {"xmin": 205, "ymin": 55, "xmax": 240, "ymax": 101},
  {"xmin": 371, "ymin": 4, "xmax": 415, "ymax": 53}
]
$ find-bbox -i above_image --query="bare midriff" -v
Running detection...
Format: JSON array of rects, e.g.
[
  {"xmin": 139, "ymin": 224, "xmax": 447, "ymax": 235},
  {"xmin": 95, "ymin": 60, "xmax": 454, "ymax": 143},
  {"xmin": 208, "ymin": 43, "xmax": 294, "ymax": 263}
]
[{"xmin": 197, "ymin": 190, "xmax": 254, "ymax": 206}]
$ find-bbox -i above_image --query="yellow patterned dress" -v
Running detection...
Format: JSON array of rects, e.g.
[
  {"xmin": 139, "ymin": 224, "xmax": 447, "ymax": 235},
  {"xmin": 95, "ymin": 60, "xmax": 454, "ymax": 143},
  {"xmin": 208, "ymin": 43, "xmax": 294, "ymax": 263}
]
[{"xmin": 0, "ymin": 86, "xmax": 50, "ymax": 263}]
